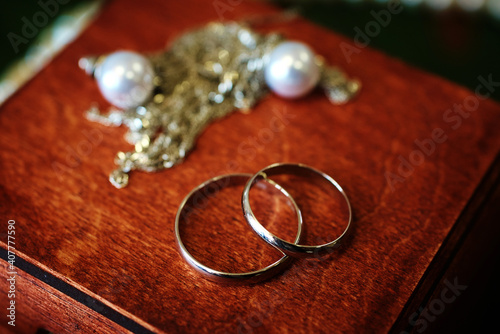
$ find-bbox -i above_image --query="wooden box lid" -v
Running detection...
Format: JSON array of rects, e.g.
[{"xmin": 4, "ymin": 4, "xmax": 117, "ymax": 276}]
[{"xmin": 1, "ymin": 0, "xmax": 499, "ymax": 332}]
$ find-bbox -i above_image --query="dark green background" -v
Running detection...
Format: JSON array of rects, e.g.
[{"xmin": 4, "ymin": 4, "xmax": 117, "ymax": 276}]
[
  {"xmin": 0, "ymin": 1, "xmax": 82, "ymax": 67},
  {"xmin": 1, "ymin": 0, "xmax": 499, "ymax": 100},
  {"xmin": 283, "ymin": 1, "xmax": 500, "ymax": 101}
]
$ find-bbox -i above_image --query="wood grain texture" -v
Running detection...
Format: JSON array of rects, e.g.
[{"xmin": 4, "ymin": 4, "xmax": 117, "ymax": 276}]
[
  {"xmin": 0, "ymin": 258, "xmax": 131, "ymax": 333},
  {"xmin": 405, "ymin": 159, "xmax": 500, "ymax": 333},
  {"xmin": 1, "ymin": 0, "xmax": 500, "ymax": 333}
]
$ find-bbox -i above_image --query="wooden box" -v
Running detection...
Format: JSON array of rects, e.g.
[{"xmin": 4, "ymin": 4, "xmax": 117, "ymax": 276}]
[{"xmin": 1, "ymin": 0, "xmax": 499, "ymax": 333}]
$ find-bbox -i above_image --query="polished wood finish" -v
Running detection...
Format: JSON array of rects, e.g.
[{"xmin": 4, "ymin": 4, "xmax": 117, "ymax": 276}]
[
  {"xmin": 1, "ymin": 0, "xmax": 499, "ymax": 332},
  {"xmin": 0, "ymin": 258, "xmax": 132, "ymax": 334}
]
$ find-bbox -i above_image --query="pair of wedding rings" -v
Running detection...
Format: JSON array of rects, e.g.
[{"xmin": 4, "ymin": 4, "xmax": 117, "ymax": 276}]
[{"xmin": 174, "ymin": 163, "xmax": 352, "ymax": 284}]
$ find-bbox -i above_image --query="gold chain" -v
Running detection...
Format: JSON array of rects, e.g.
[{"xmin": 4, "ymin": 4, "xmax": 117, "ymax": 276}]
[{"xmin": 85, "ymin": 22, "xmax": 360, "ymax": 188}]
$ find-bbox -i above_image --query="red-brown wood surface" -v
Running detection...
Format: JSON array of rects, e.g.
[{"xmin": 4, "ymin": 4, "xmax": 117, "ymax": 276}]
[
  {"xmin": 0, "ymin": 259, "xmax": 131, "ymax": 334},
  {"xmin": 1, "ymin": 0, "xmax": 500, "ymax": 333}
]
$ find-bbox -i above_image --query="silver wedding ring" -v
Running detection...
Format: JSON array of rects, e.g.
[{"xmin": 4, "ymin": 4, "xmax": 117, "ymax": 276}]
[
  {"xmin": 175, "ymin": 174, "xmax": 303, "ymax": 284},
  {"xmin": 175, "ymin": 163, "xmax": 352, "ymax": 283},
  {"xmin": 242, "ymin": 163, "xmax": 352, "ymax": 258}
]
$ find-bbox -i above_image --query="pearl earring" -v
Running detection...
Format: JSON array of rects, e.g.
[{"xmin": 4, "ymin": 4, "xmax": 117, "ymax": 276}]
[
  {"xmin": 265, "ymin": 42, "xmax": 320, "ymax": 99},
  {"xmin": 80, "ymin": 22, "xmax": 360, "ymax": 188}
]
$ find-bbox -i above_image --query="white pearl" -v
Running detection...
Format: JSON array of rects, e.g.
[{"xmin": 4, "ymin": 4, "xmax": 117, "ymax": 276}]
[
  {"xmin": 95, "ymin": 51, "xmax": 155, "ymax": 109},
  {"xmin": 265, "ymin": 42, "xmax": 320, "ymax": 99}
]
